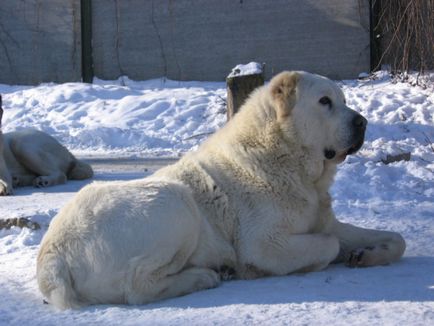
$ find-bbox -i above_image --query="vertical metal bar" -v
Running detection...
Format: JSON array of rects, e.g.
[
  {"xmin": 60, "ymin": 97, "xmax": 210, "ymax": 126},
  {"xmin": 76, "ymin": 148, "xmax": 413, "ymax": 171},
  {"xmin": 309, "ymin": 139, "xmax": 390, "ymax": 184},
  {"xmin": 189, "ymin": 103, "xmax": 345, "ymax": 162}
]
[
  {"xmin": 81, "ymin": 0, "xmax": 93, "ymax": 83},
  {"xmin": 369, "ymin": 0, "xmax": 381, "ymax": 71}
]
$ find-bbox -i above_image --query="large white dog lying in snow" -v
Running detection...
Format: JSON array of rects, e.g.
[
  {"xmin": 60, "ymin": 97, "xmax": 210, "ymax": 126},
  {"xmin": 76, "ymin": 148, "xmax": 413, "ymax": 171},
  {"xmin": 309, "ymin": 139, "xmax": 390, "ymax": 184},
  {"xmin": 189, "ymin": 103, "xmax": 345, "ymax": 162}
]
[
  {"xmin": 37, "ymin": 71, "xmax": 406, "ymax": 309},
  {"xmin": 0, "ymin": 95, "xmax": 93, "ymax": 195}
]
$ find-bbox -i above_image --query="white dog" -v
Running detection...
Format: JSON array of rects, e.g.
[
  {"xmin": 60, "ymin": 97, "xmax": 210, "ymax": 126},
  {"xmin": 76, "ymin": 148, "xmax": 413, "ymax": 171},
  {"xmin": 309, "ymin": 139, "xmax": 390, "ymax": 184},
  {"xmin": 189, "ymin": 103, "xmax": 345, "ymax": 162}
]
[
  {"xmin": 0, "ymin": 95, "xmax": 93, "ymax": 195},
  {"xmin": 37, "ymin": 71, "xmax": 406, "ymax": 310}
]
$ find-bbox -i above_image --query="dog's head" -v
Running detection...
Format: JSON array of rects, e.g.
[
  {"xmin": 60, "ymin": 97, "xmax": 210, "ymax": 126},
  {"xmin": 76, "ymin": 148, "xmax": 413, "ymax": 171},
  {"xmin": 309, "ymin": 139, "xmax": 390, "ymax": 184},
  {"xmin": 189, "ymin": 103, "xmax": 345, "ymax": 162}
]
[{"xmin": 270, "ymin": 71, "xmax": 367, "ymax": 163}]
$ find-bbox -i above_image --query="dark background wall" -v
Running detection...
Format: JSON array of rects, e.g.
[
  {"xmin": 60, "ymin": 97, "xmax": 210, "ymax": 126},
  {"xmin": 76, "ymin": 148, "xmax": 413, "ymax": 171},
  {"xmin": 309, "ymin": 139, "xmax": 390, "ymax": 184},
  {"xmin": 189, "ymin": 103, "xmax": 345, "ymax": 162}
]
[
  {"xmin": 0, "ymin": 0, "xmax": 81, "ymax": 85},
  {"xmin": 0, "ymin": 0, "xmax": 371, "ymax": 85},
  {"xmin": 92, "ymin": 0, "xmax": 371, "ymax": 81}
]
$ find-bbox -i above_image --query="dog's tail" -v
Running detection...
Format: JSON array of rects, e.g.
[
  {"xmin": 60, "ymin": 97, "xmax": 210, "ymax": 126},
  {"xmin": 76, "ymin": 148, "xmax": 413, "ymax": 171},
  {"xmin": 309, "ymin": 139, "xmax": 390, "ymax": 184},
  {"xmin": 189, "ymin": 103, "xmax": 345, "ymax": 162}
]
[
  {"xmin": 68, "ymin": 160, "xmax": 93, "ymax": 180},
  {"xmin": 37, "ymin": 245, "xmax": 83, "ymax": 310}
]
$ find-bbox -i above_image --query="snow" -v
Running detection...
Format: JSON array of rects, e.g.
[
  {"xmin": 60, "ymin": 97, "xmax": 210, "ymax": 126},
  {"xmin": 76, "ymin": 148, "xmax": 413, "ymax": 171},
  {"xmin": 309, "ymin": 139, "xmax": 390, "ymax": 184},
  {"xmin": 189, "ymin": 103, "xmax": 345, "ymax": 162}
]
[
  {"xmin": 1, "ymin": 73, "xmax": 433, "ymax": 325},
  {"xmin": 227, "ymin": 62, "xmax": 264, "ymax": 78},
  {"xmin": 1, "ymin": 78, "xmax": 227, "ymax": 158}
]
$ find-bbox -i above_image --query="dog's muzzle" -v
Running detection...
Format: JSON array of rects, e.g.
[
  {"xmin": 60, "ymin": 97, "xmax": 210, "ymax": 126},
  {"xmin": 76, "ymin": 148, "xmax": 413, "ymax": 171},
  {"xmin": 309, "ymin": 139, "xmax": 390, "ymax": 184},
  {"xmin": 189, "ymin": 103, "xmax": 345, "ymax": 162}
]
[
  {"xmin": 324, "ymin": 113, "xmax": 367, "ymax": 161},
  {"xmin": 347, "ymin": 113, "xmax": 367, "ymax": 155}
]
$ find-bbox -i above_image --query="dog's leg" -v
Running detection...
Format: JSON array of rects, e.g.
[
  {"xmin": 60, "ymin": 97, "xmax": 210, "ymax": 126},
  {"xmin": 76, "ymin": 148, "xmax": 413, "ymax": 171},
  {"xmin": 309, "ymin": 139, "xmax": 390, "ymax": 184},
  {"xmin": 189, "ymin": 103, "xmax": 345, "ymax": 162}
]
[
  {"xmin": 0, "ymin": 178, "xmax": 12, "ymax": 195},
  {"xmin": 126, "ymin": 266, "xmax": 220, "ymax": 304},
  {"xmin": 0, "ymin": 156, "xmax": 12, "ymax": 195},
  {"xmin": 154, "ymin": 267, "xmax": 220, "ymax": 301},
  {"xmin": 125, "ymin": 241, "xmax": 220, "ymax": 304},
  {"xmin": 0, "ymin": 132, "xmax": 13, "ymax": 195},
  {"xmin": 0, "ymin": 158, "xmax": 13, "ymax": 196},
  {"xmin": 11, "ymin": 174, "xmax": 36, "ymax": 187},
  {"xmin": 10, "ymin": 145, "xmax": 67, "ymax": 187},
  {"xmin": 32, "ymin": 173, "xmax": 67, "ymax": 188},
  {"xmin": 238, "ymin": 233, "xmax": 340, "ymax": 279},
  {"xmin": 329, "ymin": 221, "xmax": 406, "ymax": 267}
]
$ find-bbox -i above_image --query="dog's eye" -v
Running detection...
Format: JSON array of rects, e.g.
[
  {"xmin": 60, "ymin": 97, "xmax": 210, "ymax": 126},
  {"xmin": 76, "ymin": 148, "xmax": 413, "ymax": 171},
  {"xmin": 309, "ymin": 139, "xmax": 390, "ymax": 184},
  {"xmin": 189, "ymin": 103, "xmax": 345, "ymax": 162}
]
[{"xmin": 319, "ymin": 96, "xmax": 332, "ymax": 106}]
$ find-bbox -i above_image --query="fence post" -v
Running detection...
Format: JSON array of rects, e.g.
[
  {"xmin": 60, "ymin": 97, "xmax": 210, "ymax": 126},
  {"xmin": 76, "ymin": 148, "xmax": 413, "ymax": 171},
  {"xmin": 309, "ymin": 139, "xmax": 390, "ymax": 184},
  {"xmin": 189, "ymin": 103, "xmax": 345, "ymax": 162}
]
[
  {"xmin": 81, "ymin": 0, "xmax": 94, "ymax": 83},
  {"xmin": 369, "ymin": 0, "xmax": 381, "ymax": 71}
]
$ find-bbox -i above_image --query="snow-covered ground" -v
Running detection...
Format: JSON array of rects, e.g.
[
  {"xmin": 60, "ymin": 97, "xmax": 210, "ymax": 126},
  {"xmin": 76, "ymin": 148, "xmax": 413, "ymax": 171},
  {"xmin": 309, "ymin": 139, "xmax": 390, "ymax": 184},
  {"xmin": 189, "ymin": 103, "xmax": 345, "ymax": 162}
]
[
  {"xmin": 0, "ymin": 73, "xmax": 433, "ymax": 325},
  {"xmin": 0, "ymin": 78, "xmax": 227, "ymax": 158}
]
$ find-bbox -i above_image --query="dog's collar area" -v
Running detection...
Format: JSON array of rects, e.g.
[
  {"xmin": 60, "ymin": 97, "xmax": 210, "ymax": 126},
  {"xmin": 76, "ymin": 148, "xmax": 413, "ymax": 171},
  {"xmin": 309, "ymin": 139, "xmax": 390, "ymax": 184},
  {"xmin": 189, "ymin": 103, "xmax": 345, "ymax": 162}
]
[{"xmin": 324, "ymin": 149, "xmax": 336, "ymax": 159}]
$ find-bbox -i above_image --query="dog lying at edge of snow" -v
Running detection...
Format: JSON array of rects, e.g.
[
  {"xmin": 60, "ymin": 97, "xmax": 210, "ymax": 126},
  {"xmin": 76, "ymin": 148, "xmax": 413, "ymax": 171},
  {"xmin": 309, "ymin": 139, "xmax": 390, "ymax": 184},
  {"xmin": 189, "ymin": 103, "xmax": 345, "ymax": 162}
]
[
  {"xmin": 37, "ymin": 71, "xmax": 406, "ymax": 310},
  {"xmin": 0, "ymin": 95, "xmax": 93, "ymax": 195}
]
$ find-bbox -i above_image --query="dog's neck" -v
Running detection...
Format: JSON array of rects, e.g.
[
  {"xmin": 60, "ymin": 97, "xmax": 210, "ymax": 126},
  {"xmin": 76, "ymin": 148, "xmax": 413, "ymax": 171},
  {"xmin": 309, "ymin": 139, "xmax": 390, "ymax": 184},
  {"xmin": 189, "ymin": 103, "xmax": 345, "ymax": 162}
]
[
  {"xmin": 222, "ymin": 115, "xmax": 325, "ymax": 186},
  {"xmin": 203, "ymin": 90, "xmax": 335, "ymax": 188}
]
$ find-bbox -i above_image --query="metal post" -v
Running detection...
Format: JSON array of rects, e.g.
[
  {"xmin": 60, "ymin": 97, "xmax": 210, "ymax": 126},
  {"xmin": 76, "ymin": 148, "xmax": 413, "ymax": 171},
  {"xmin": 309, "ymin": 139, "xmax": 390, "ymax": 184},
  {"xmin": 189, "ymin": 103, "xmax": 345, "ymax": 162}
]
[
  {"xmin": 81, "ymin": 0, "xmax": 94, "ymax": 83},
  {"xmin": 369, "ymin": 0, "xmax": 381, "ymax": 72}
]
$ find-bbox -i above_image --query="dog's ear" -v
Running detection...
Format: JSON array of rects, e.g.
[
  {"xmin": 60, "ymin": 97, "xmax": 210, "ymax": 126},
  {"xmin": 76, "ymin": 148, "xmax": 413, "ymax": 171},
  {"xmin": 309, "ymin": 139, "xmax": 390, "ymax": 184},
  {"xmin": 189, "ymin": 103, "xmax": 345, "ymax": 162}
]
[{"xmin": 270, "ymin": 71, "xmax": 299, "ymax": 120}]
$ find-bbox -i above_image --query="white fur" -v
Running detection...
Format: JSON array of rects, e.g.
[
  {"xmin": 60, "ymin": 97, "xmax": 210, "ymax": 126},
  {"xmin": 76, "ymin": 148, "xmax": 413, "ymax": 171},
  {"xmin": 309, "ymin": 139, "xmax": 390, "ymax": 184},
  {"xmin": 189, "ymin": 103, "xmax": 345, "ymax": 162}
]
[
  {"xmin": 37, "ymin": 71, "xmax": 406, "ymax": 309},
  {"xmin": 0, "ymin": 129, "xmax": 93, "ymax": 195}
]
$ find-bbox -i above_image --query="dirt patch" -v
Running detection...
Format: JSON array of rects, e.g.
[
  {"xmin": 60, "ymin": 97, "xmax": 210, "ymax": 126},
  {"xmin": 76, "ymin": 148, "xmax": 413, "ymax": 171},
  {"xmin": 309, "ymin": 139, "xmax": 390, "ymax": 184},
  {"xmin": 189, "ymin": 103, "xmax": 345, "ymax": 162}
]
[{"xmin": 0, "ymin": 218, "xmax": 41, "ymax": 230}]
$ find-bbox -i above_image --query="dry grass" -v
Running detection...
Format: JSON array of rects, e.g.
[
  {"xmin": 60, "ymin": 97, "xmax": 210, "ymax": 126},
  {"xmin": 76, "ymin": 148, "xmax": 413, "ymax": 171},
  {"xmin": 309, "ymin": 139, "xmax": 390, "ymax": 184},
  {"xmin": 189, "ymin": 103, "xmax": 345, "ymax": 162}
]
[{"xmin": 373, "ymin": 0, "xmax": 434, "ymax": 84}]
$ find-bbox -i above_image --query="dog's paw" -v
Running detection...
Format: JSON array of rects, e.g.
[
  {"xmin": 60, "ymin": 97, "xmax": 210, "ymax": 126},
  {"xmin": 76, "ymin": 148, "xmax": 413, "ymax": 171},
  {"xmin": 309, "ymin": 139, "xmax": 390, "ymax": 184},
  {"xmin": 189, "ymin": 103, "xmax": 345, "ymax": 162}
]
[
  {"xmin": 346, "ymin": 245, "xmax": 387, "ymax": 268},
  {"xmin": 187, "ymin": 268, "xmax": 221, "ymax": 290},
  {"xmin": 346, "ymin": 248, "xmax": 366, "ymax": 267},
  {"xmin": 0, "ymin": 180, "xmax": 13, "ymax": 195},
  {"xmin": 218, "ymin": 265, "xmax": 236, "ymax": 281},
  {"xmin": 198, "ymin": 269, "xmax": 221, "ymax": 289},
  {"xmin": 33, "ymin": 176, "xmax": 51, "ymax": 188}
]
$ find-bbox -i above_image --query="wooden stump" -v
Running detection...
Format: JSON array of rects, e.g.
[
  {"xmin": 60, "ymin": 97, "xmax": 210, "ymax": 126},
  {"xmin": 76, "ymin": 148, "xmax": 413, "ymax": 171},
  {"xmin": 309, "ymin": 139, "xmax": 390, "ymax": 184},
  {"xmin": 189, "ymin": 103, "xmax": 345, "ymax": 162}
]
[
  {"xmin": 381, "ymin": 152, "xmax": 411, "ymax": 164},
  {"xmin": 226, "ymin": 63, "xmax": 264, "ymax": 120}
]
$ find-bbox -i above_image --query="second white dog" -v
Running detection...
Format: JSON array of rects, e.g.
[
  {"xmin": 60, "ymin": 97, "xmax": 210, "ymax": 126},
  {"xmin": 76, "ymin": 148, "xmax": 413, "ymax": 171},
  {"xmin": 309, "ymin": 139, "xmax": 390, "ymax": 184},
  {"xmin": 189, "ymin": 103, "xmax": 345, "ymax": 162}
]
[{"xmin": 0, "ymin": 95, "xmax": 93, "ymax": 195}]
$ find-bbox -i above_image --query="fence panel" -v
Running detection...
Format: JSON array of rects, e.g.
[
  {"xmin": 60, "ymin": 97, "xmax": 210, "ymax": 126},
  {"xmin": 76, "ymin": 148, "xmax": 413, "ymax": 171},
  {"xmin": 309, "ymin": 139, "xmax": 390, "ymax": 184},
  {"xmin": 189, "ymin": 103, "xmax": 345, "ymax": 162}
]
[
  {"xmin": 0, "ymin": 0, "xmax": 81, "ymax": 85},
  {"xmin": 92, "ymin": 0, "xmax": 370, "ymax": 81}
]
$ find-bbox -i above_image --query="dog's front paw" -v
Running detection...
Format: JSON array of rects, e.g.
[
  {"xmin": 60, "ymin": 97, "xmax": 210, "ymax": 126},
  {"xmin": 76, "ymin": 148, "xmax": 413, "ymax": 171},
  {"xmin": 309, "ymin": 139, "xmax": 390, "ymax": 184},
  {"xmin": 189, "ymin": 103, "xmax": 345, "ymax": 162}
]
[
  {"xmin": 346, "ymin": 245, "xmax": 388, "ymax": 268},
  {"xmin": 33, "ymin": 176, "xmax": 51, "ymax": 188},
  {"xmin": 187, "ymin": 267, "xmax": 221, "ymax": 290},
  {"xmin": 346, "ymin": 248, "xmax": 366, "ymax": 267},
  {"xmin": 0, "ymin": 180, "xmax": 13, "ymax": 195},
  {"xmin": 218, "ymin": 265, "xmax": 236, "ymax": 281}
]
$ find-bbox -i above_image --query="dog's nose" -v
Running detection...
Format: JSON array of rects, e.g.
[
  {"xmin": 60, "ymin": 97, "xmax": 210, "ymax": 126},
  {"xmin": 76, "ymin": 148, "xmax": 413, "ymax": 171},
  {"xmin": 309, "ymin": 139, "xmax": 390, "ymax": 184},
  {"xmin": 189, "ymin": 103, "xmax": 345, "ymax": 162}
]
[{"xmin": 352, "ymin": 114, "xmax": 367, "ymax": 129}]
